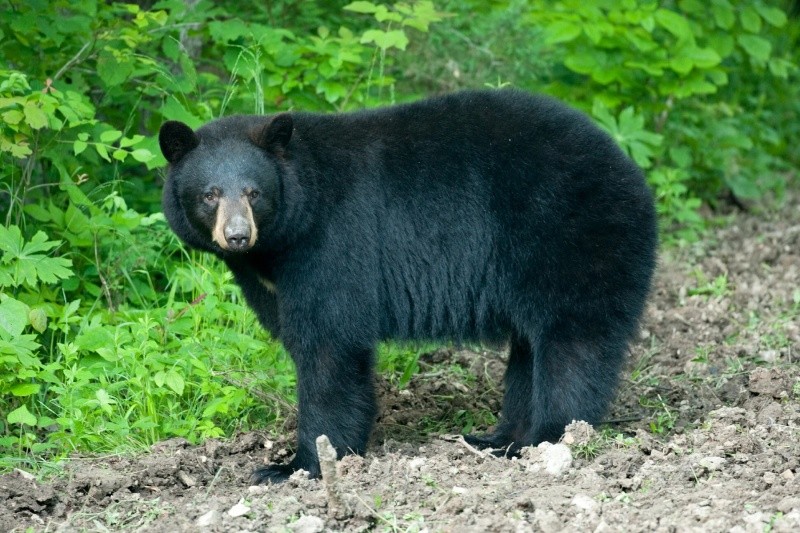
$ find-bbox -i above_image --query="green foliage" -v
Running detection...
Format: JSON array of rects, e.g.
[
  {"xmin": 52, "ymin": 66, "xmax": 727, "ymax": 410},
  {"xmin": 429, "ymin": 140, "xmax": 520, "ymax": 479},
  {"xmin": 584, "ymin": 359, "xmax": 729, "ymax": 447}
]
[
  {"xmin": 0, "ymin": 215, "xmax": 295, "ymax": 459},
  {"xmin": 0, "ymin": 0, "xmax": 443, "ymax": 468},
  {"xmin": 1, "ymin": 0, "xmax": 798, "ymax": 469},
  {"xmin": 527, "ymin": 0, "xmax": 798, "ymax": 239},
  {"xmin": 402, "ymin": 0, "xmax": 799, "ymax": 242}
]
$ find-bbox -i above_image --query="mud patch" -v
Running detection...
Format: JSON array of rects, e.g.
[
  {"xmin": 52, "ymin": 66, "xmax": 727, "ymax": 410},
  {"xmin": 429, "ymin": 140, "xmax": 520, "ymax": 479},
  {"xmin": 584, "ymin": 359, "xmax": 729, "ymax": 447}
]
[{"xmin": 2, "ymin": 194, "xmax": 799, "ymax": 532}]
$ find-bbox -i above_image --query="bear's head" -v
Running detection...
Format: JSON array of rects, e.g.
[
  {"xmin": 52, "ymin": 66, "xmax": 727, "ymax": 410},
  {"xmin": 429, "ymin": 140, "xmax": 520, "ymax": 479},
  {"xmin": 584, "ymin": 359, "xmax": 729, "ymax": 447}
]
[{"xmin": 158, "ymin": 114, "xmax": 294, "ymax": 254}]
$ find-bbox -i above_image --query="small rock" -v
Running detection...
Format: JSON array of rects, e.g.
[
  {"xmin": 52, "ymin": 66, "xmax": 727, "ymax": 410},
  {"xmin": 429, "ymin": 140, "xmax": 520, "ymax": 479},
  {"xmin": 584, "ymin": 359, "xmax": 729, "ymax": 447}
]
[
  {"xmin": 290, "ymin": 469, "xmax": 310, "ymax": 481},
  {"xmin": 571, "ymin": 494, "xmax": 598, "ymax": 512},
  {"xmin": 14, "ymin": 468, "xmax": 35, "ymax": 481},
  {"xmin": 227, "ymin": 501, "xmax": 251, "ymax": 518},
  {"xmin": 248, "ymin": 485, "xmax": 270, "ymax": 495},
  {"xmin": 594, "ymin": 520, "xmax": 611, "ymax": 532},
  {"xmin": 763, "ymin": 472, "xmax": 777, "ymax": 485},
  {"xmin": 177, "ymin": 470, "xmax": 196, "ymax": 488},
  {"xmin": 540, "ymin": 443, "xmax": 573, "ymax": 475},
  {"xmin": 699, "ymin": 456, "xmax": 726, "ymax": 471},
  {"xmin": 288, "ymin": 515, "xmax": 324, "ymax": 533},
  {"xmin": 760, "ymin": 349, "xmax": 779, "ymax": 363},
  {"xmin": 756, "ymin": 402, "xmax": 783, "ymax": 425},
  {"xmin": 533, "ymin": 509, "xmax": 561, "ymax": 533},
  {"xmin": 563, "ymin": 420, "xmax": 596, "ymax": 447},
  {"xmin": 408, "ymin": 457, "xmax": 426, "ymax": 471},
  {"xmin": 748, "ymin": 368, "xmax": 789, "ymax": 397},
  {"xmin": 781, "ymin": 469, "xmax": 795, "ymax": 481},
  {"xmin": 452, "ymin": 486, "xmax": 468, "ymax": 495},
  {"xmin": 777, "ymin": 497, "xmax": 800, "ymax": 514},
  {"xmin": 196, "ymin": 510, "xmax": 219, "ymax": 527}
]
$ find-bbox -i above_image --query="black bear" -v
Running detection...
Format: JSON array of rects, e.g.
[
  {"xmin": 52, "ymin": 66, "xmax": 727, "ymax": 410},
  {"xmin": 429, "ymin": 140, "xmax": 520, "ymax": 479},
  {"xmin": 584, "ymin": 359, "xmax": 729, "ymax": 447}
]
[{"xmin": 159, "ymin": 89, "xmax": 657, "ymax": 484}]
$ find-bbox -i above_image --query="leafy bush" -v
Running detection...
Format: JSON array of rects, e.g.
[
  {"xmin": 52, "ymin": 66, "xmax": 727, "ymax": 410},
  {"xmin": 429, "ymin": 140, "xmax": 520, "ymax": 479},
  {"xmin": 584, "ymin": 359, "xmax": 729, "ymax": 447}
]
[
  {"xmin": 403, "ymin": 0, "xmax": 799, "ymax": 241},
  {"xmin": 0, "ymin": 0, "xmax": 443, "ymax": 466},
  {"xmin": 1, "ymin": 0, "xmax": 798, "ymax": 468}
]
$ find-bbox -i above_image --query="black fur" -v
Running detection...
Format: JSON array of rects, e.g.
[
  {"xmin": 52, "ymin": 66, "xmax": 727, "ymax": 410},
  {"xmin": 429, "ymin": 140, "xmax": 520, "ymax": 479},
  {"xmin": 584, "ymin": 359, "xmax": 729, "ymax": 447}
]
[{"xmin": 159, "ymin": 89, "xmax": 658, "ymax": 484}]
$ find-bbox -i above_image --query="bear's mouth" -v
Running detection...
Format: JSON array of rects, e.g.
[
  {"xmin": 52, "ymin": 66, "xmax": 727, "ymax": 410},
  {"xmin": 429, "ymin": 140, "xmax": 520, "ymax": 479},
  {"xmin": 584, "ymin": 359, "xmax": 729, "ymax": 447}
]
[{"xmin": 211, "ymin": 196, "xmax": 258, "ymax": 252}]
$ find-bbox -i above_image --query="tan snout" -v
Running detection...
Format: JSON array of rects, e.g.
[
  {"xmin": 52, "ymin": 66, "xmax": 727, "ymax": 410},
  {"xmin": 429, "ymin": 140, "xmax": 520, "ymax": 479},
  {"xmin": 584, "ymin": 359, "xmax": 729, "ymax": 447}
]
[{"xmin": 212, "ymin": 196, "xmax": 258, "ymax": 251}]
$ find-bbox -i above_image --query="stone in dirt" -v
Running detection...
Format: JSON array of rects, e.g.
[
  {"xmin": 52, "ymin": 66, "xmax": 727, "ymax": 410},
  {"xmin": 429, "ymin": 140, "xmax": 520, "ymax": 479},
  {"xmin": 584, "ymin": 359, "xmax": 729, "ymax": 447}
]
[
  {"xmin": 227, "ymin": 501, "xmax": 250, "ymax": 518},
  {"xmin": 196, "ymin": 510, "xmax": 219, "ymax": 527},
  {"xmin": 288, "ymin": 515, "xmax": 324, "ymax": 533}
]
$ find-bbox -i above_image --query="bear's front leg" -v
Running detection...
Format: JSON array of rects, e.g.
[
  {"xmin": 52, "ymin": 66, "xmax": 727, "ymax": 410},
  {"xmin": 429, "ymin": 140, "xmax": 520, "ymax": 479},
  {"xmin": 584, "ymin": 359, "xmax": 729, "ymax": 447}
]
[{"xmin": 252, "ymin": 344, "xmax": 376, "ymax": 484}]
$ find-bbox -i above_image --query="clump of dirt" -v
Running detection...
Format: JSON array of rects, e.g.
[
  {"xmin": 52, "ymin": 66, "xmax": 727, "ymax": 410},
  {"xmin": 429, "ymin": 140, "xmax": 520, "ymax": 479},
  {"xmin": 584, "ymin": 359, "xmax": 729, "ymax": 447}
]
[{"xmin": 2, "ymin": 194, "xmax": 799, "ymax": 532}]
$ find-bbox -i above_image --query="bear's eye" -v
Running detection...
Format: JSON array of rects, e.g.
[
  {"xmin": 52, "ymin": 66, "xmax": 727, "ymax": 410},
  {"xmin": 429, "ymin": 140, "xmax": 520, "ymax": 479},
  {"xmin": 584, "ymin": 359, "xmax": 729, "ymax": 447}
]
[
  {"xmin": 203, "ymin": 192, "xmax": 216, "ymax": 203},
  {"xmin": 248, "ymin": 190, "xmax": 260, "ymax": 200}
]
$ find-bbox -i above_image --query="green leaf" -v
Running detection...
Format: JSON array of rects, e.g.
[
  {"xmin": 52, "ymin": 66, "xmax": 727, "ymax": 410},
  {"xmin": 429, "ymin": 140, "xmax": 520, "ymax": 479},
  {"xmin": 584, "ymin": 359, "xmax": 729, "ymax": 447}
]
[
  {"xmin": 22, "ymin": 230, "xmax": 61, "ymax": 255},
  {"xmin": 11, "ymin": 383, "xmax": 40, "ymax": 397},
  {"xmin": 164, "ymin": 369, "xmax": 185, "ymax": 396},
  {"xmin": 740, "ymin": 6, "xmax": 761, "ymax": 33},
  {"xmin": 654, "ymin": 9, "xmax": 693, "ymax": 43},
  {"xmin": 360, "ymin": 29, "xmax": 409, "ymax": 50},
  {"xmin": 687, "ymin": 47, "xmax": 721, "ymax": 68},
  {"xmin": 73, "ymin": 139, "xmax": 87, "ymax": 155},
  {"xmin": 8, "ymin": 141, "xmax": 33, "ymax": 158},
  {"xmin": 544, "ymin": 21, "xmax": 581, "ymax": 44},
  {"xmin": 375, "ymin": 6, "xmax": 402, "ymax": 23},
  {"xmin": 7, "ymin": 404, "xmax": 37, "ymax": 426},
  {"xmin": 22, "ymin": 204, "xmax": 51, "ymax": 222},
  {"xmin": 75, "ymin": 326, "xmax": 114, "ymax": 353},
  {"xmin": 738, "ymin": 35, "xmax": 771, "ymax": 63},
  {"xmin": 0, "ymin": 296, "xmax": 30, "ymax": 338},
  {"xmin": 119, "ymin": 134, "xmax": 144, "ymax": 148},
  {"xmin": 3, "ymin": 109, "xmax": 24, "ymax": 125},
  {"xmin": 95, "ymin": 142, "xmax": 111, "ymax": 162},
  {"xmin": 100, "ymin": 129, "xmax": 122, "ymax": 143},
  {"xmin": 669, "ymin": 146, "xmax": 692, "ymax": 168},
  {"xmin": 670, "ymin": 56, "xmax": 694, "ymax": 74},
  {"xmin": 208, "ymin": 19, "xmax": 249, "ymax": 42},
  {"xmin": 344, "ymin": 1, "xmax": 379, "ymax": 14},
  {"xmin": 32, "ymin": 256, "xmax": 73, "ymax": 284},
  {"xmin": 754, "ymin": 5, "xmax": 787, "ymax": 27},
  {"xmin": 95, "ymin": 388, "xmax": 115, "ymax": 415},
  {"xmin": 318, "ymin": 80, "xmax": 346, "ymax": 103},
  {"xmin": 97, "ymin": 51, "xmax": 133, "ymax": 86},
  {"xmin": 0, "ymin": 223, "xmax": 24, "ymax": 255},
  {"xmin": 131, "ymin": 148, "xmax": 155, "ymax": 162},
  {"xmin": 768, "ymin": 58, "xmax": 794, "ymax": 78},
  {"xmin": 28, "ymin": 307, "xmax": 47, "ymax": 333},
  {"xmin": 112, "ymin": 148, "xmax": 127, "ymax": 161},
  {"xmin": 23, "ymin": 102, "xmax": 48, "ymax": 129},
  {"xmin": 711, "ymin": 0, "xmax": 735, "ymax": 29},
  {"xmin": 564, "ymin": 51, "xmax": 603, "ymax": 75}
]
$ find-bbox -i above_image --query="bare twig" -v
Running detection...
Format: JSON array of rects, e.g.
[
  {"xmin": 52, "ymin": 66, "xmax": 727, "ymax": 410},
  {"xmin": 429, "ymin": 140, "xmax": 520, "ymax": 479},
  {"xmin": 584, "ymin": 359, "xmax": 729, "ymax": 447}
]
[
  {"xmin": 440, "ymin": 434, "xmax": 499, "ymax": 460},
  {"xmin": 53, "ymin": 41, "xmax": 94, "ymax": 81},
  {"xmin": 167, "ymin": 293, "xmax": 207, "ymax": 322},
  {"xmin": 94, "ymin": 234, "xmax": 115, "ymax": 312},
  {"xmin": 315, "ymin": 435, "xmax": 350, "ymax": 518}
]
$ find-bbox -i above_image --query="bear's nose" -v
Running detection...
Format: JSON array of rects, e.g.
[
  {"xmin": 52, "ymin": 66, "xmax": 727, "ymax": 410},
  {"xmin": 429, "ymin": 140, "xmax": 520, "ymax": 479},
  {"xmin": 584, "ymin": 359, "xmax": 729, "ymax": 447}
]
[
  {"xmin": 224, "ymin": 216, "xmax": 251, "ymax": 251},
  {"xmin": 226, "ymin": 232, "xmax": 250, "ymax": 249}
]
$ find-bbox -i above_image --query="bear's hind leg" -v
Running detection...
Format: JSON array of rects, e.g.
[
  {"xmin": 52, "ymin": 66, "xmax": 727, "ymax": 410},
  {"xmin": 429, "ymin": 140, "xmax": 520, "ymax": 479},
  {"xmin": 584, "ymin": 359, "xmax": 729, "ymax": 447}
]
[
  {"xmin": 464, "ymin": 333, "xmax": 532, "ymax": 455},
  {"xmin": 524, "ymin": 322, "xmax": 628, "ymax": 445}
]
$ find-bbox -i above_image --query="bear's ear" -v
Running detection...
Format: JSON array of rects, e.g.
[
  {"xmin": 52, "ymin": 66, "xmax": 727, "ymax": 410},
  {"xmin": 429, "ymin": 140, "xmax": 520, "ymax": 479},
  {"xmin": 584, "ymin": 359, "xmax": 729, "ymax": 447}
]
[
  {"xmin": 159, "ymin": 121, "xmax": 199, "ymax": 164},
  {"xmin": 257, "ymin": 113, "xmax": 293, "ymax": 152}
]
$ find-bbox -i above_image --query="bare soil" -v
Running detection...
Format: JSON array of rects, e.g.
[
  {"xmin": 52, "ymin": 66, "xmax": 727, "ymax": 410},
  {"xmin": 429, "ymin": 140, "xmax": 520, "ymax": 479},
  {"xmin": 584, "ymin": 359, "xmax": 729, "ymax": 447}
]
[{"xmin": 2, "ymin": 196, "xmax": 799, "ymax": 532}]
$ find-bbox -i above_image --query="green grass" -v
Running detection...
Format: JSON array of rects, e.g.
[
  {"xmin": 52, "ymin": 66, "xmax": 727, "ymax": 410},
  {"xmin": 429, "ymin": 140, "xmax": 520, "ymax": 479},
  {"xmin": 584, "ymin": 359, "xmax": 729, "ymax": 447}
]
[
  {"xmin": 571, "ymin": 428, "xmax": 639, "ymax": 460},
  {"xmin": 0, "ymin": 221, "xmax": 297, "ymax": 472}
]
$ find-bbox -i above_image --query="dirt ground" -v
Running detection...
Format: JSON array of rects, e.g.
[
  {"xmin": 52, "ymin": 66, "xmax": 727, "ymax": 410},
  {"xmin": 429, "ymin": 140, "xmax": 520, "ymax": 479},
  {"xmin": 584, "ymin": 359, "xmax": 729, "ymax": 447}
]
[{"xmin": 2, "ymin": 194, "xmax": 799, "ymax": 532}]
